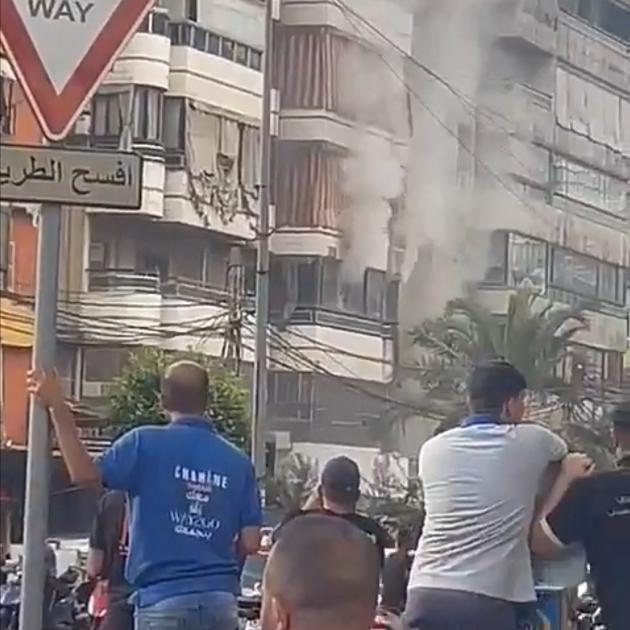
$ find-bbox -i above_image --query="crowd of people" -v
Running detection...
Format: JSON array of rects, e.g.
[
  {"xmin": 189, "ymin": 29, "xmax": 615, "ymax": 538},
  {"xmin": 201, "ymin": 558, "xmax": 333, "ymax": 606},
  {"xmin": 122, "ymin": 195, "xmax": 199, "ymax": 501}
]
[{"xmin": 27, "ymin": 357, "xmax": 630, "ymax": 630}]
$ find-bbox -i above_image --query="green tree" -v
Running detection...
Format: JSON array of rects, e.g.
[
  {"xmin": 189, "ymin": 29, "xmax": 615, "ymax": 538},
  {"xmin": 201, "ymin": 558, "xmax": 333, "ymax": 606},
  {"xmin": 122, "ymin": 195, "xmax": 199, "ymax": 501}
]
[
  {"xmin": 410, "ymin": 290, "xmax": 615, "ymax": 463},
  {"xmin": 109, "ymin": 347, "xmax": 250, "ymax": 451}
]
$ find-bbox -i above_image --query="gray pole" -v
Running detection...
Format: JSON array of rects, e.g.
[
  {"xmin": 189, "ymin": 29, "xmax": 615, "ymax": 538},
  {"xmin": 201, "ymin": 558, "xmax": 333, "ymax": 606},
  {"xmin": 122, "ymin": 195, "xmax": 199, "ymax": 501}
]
[
  {"xmin": 251, "ymin": 0, "xmax": 277, "ymax": 482},
  {"xmin": 19, "ymin": 204, "xmax": 61, "ymax": 630}
]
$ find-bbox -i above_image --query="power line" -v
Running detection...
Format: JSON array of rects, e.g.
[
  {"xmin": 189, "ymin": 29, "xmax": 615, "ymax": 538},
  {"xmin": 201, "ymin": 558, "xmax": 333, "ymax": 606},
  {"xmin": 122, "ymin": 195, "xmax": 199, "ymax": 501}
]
[{"xmin": 336, "ymin": 0, "xmax": 559, "ymax": 232}]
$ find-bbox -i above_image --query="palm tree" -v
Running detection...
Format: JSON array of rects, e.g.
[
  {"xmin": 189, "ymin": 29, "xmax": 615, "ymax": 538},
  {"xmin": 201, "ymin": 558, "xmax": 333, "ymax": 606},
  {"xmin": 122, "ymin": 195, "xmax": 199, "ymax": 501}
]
[
  {"xmin": 413, "ymin": 289, "xmax": 588, "ymax": 396},
  {"xmin": 409, "ymin": 290, "xmax": 616, "ymax": 464}
]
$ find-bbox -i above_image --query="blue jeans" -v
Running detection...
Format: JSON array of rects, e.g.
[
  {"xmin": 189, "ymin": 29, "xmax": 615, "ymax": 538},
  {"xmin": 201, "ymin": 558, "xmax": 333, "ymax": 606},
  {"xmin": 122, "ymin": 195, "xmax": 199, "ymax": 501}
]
[{"xmin": 135, "ymin": 592, "xmax": 238, "ymax": 630}]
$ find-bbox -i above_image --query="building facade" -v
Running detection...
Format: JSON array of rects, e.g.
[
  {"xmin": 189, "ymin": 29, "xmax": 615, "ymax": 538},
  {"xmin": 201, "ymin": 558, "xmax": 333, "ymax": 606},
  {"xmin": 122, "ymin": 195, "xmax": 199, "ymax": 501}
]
[{"xmin": 404, "ymin": 0, "xmax": 629, "ymax": 407}]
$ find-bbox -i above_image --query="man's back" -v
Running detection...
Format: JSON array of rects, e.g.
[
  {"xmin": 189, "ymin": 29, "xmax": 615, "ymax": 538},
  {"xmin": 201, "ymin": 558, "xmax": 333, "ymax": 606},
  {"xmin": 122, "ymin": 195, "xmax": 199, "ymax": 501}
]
[
  {"xmin": 546, "ymin": 470, "xmax": 630, "ymax": 629},
  {"xmin": 409, "ymin": 423, "xmax": 566, "ymax": 603},
  {"xmin": 98, "ymin": 417, "xmax": 261, "ymax": 607}
]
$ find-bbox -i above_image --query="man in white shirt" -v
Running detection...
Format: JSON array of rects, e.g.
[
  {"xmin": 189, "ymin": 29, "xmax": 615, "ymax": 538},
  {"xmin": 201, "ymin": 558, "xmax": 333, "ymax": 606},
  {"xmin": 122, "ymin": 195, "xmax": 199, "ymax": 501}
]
[{"xmin": 404, "ymin": 360, "xmax": 592, "ymax": 630}]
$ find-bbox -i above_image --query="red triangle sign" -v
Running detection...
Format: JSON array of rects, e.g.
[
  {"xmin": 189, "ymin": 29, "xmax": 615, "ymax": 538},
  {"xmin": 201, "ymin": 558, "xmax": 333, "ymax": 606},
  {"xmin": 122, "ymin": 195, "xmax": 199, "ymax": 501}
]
[{"xmin": 0, "ymin": 0, "xmax": 155, "ymax": 140}]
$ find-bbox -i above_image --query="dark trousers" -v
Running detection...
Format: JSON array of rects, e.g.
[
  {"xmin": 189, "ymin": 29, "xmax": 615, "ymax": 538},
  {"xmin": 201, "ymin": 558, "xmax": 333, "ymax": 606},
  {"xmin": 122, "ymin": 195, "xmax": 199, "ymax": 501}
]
[
  {"xmin": 99, "ymin": 601, "xmax": 134, "ymax": 630},
  {"xmin": 404, "ymin": 587, "xmax": 519, "ymax": 630}
]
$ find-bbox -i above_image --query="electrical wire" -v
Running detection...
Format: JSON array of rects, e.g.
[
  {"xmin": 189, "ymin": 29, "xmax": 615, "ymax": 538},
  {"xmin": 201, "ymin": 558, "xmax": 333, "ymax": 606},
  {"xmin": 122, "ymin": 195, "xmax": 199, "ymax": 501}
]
[{"xmin": 335, "ymin": 0, "xmax": 560, "ymax": 231}]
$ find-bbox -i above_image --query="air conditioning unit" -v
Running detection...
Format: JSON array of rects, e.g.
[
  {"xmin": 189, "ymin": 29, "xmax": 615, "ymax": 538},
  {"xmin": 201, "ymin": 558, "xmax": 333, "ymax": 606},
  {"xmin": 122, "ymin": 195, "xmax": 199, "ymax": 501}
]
[
  {"xmin": 272, "ymin": 431, "xmax": 292, "ymax": 451},
  {"xmin": 82, "ymin": 381, "xmax": 114, "ymax": 398}
]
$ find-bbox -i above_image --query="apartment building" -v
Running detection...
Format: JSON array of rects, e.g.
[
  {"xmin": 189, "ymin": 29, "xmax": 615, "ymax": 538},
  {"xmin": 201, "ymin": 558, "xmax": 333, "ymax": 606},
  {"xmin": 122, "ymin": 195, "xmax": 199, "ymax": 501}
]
[
  {"xmin": 405, "ymin": 0, "xmax": 629, "ymax": 406},
  {"xmin": 0, "ymin": 50, "xmax": 41, "ymax": 448},
  {"xmin": 53, "ymin": 0, "xmax": 264, "ymax": 408},
  {"xmin": 262, "ymin": 0, "xmax": 413, "ymax": 471}
]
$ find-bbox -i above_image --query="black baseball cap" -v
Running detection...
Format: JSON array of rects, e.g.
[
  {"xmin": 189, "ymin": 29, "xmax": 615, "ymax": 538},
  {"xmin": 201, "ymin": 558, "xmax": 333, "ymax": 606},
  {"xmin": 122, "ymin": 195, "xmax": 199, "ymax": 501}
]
[
  {"xmin": 611, "ymin": 401, "xmax": 630, "ymax": 428},
  {"xmin": 321, "ymin": 456, "xmax": 361, "ymax": 501}
]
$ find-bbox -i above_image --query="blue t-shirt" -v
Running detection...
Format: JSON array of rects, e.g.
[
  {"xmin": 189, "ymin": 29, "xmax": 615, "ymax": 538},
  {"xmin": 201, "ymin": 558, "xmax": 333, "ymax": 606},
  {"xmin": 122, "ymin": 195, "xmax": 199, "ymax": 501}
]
[{"xmin": 97, "ymin": 417, "xmax": 262, "ymax": 607}]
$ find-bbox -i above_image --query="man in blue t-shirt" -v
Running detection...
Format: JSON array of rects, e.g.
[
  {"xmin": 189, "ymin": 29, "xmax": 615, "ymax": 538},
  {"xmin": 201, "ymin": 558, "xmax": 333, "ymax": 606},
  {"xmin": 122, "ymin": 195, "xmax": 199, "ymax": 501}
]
[{"xmin": 29, "ymin": 361, "xmax": 262, "ymax": 630}]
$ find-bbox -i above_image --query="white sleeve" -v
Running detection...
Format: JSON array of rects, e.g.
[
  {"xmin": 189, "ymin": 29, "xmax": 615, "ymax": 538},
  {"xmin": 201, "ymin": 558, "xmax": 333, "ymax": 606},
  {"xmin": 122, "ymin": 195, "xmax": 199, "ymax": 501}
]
[{"xmin": 533, "ymin": 424, "xmax": 568, "ymax": 463}]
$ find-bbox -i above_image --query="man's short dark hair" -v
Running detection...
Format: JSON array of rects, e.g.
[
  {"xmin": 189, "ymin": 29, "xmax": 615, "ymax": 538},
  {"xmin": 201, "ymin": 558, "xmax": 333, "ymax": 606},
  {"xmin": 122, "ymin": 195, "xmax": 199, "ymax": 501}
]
[
  {"xmin": 321, "ymin": 456, "xmax": 361, "ymax": 506},
  {"xmin": 161, "ymin": 360, "xmax": 209, "ymax": 414},
  {"xmin": 611, "ymin": 401, "xmax": 630, "ymax": 430},
  {"xmin": 468, "ymin": 359, "xmax": 527, "ymax": 414}
]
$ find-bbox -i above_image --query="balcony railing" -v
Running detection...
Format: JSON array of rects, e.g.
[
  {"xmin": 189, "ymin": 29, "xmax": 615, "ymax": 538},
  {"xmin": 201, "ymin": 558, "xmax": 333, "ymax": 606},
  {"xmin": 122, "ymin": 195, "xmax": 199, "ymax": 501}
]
[
  {"xmin": 169, "ymin": 20, "xmax": 263, "ymax": 72},
  {"xmin": 87, "ymin": 269, "xmax": 161, "ymax": 293},
  {"xmin": 137, "ymin": 7, "xmax": 170, "ymax": 37},
  {"xmin": 161, "ymin": 277, "xmax": 228, "ymax": 303}
]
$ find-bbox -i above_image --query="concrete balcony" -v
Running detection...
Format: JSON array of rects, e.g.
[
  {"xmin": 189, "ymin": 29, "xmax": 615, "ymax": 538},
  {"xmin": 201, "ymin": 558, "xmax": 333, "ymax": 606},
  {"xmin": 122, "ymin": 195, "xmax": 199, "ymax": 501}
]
[
  {"xmin": 281, "ymin": 0, "xmax": 413, "ymax": 55},
  {"xmin": 59, "ymin": 270, "xmax": 162, "ymax": 344},
  {"xmin": 279, "ymin": 108, "xmax": 408, "ymax": 155},
  {"xmin": 168, "ymin": 23, "xmax": 262, "ymax": 121},
  {"xmin": 103, "ymin": 8, "xmax": 171, "ymax": 90},
  {"xmin": 497, "ymin": 1, "xmax": 558, "ymax": 56},
  {"xmin": 269, "ymin": 307, "xmax": 396, "ymax": 383},
  {"xmin": 163, "ymin": 169, "xmax": 257, "ymax": 240},
  {"xmin": 557, "ymin": 13, "xmax": 630, "ymax": 92}
]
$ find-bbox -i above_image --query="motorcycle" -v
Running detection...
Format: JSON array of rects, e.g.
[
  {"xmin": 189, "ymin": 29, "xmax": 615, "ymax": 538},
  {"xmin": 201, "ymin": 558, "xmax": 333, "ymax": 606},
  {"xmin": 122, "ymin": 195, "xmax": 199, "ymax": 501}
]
[
  {"xmin": 573, "ymin": 595, "xmax": 606, "ymax": 630},
  {"xmin": 0, "ymin": 561, "xmax": 90, "ymax": 630}
]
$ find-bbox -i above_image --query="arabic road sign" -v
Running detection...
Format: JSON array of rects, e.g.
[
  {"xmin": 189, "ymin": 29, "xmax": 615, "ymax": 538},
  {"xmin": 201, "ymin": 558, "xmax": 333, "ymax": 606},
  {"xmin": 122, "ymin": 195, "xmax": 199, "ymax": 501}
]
[
  {"xmin": 0, "ymin": 144, "xmax": 142, "ymax": 208},
  {"xmin": 0, "ymin": 0, "xmax": 155, "ymax": 141}
]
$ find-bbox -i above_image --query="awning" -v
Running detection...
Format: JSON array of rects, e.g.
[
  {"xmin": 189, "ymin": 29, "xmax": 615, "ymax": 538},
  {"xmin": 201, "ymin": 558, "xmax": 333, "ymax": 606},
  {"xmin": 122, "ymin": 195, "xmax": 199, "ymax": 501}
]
[{"xmin": 0, "ymin": 296, "xmax": 34, "ymax": 348}]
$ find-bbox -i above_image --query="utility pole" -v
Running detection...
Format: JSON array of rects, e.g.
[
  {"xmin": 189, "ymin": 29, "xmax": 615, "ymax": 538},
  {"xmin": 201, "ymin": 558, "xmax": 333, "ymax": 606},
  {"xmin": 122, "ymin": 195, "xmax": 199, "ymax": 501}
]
[
  {"xmin": 252, "ymin": 0, "xmax": 278, "ymax": 482},
  {"xmin": 19, "ymin": 204, "xmax": 61, "ymax": 630}
]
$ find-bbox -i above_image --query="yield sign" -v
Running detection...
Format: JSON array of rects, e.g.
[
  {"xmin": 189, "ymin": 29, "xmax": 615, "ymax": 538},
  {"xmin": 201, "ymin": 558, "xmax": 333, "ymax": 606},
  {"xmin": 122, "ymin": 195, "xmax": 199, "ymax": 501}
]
[{"xmin": 0, "ymin": 0, "xmax": 155, "ymax": 140}]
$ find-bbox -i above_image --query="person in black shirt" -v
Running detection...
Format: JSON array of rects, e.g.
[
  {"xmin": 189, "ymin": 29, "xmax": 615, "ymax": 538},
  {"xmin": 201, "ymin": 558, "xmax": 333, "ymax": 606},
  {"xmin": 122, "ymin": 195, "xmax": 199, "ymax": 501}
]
[
  {"xmin": 531, "ymin": 401, "xmax": 630, "ymax": 630},
  {"xmin": 88, "ymin": 490, "xmax": 133, "ymax": 630},
  {"xmin": 274, "ymin": 456, "xmax": 390, "ymax": 565},
  {"xmin": 381, "ymin": 525, "xmax": 420, "ymax": 614}
]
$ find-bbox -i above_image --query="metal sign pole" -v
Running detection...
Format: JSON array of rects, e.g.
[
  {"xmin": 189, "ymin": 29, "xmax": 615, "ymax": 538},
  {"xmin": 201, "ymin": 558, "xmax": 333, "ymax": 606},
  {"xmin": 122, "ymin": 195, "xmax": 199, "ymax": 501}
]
[{"xmin": 19, "ymin": 204, "xmax": 61, "ymax": 630}]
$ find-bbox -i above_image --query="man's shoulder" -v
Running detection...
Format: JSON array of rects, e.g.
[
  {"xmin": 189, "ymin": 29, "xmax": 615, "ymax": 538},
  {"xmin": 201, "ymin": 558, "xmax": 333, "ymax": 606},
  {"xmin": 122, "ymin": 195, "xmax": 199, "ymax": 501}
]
[{"xmin": 210, "ymin": 432, "xmax": 251, "ymax": 465}]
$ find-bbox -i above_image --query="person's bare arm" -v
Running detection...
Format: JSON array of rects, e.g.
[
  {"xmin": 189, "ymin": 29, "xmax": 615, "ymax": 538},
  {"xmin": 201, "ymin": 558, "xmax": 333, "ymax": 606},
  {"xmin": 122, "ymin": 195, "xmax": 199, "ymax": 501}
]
[
  {"xmin": 86, "ymin": 548, "xmax": 104, "ymax": 579},
  {"xmin": 530, "ymin": 453, "xmax": 593, "ymax": 556},
  {"xmin": 238, "ymin": 526, "xmax": 261, "ymax": 557},
  {"xmin": 28, "ymin": 370, "xmax": 101, "ymax": 486}
]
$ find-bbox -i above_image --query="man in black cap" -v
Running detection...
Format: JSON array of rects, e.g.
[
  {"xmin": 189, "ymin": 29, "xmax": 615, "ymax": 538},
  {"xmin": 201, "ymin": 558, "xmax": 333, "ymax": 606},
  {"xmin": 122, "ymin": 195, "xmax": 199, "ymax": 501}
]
[
  {"xmin": 531, "ymin": 401, "xmax": 630, "ymax": 630},
  {"xmin": 274, "ymin": 456, "xmax": 390, "ymax": 564}
]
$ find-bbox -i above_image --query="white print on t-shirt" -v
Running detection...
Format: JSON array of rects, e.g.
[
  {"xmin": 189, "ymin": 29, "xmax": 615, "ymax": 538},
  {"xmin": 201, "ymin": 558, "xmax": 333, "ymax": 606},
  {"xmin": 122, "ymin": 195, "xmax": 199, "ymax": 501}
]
[
  {"xmin": 170, "ymin": 464, "xmax": 231, "ymax": 540},
  {"xmin": 609, "ymin": 494, "xmax": 630, "ymax": 517},
  {"xmin": 173, "ymin": 465, "xmax": 229, "ymax": 489}
]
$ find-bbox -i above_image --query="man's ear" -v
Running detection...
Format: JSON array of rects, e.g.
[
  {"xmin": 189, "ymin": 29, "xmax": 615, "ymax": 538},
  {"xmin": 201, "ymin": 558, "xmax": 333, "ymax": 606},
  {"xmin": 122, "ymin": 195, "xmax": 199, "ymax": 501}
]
[{"xmin": 271, "ymin": 595, "xmax": 290, "ymax": 630}]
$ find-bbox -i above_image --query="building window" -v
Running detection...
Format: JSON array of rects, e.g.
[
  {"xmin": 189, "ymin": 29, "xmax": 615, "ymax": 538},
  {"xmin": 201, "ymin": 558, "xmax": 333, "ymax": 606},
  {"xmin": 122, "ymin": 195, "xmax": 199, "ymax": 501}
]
[
  {"xmin": 91, "ymin": 93, "xmax": 123, "ymax": 139},
  {"xmin": 204, "ymin": 245, "xmax": 229, "ymax": 289},
  {"xmin": 250, "ymin": 49, "xmax": 263, "ymax": 71},
  {"xmin": 208, "ymin": 32, "xmax": 221, "ymax": 55},
  {"xmin": 364, "ymin": 268, "xmax": 385, "ymax": 318},
  {"xmin": 484, "ymin": 232, "xmax": 508, "ymax": 284},
  {"xmin": 170, "ymin": 22, "xmax": 193, "ymax": 46},
  {"xmin": 234, "ymin": 43, "xmax": 249, "ymax": 66},
  {"xmin": 321, "ymin": 257, "xmax": 340, "ymax": 308},
  {"xmin": 551, "ymin": 249, "xmax": 597, "ymax": 298},
  {"xmin": 133, "ymin": 87, "xmax": 163, "ymax": 143},
  {"xmin": 221, "ymin": 38, "xmax": 235, "ymax": 60},
  {"xmin": 268, "ymin": 371, "xmax": 313, "ymax": 420},
  {"xmin": 163, "ymin": 97, "xmax": 186, "ymax": 151},
  {"xmin": 83, "ymin": 347, "xmax": 133, "ymax": 384},
  {"xmin": 193, "ymin": 27, "xmax": 207, "ymax": 51},
  {"xmin": 598, "ymin": 262, "xmax": 620, "ymax": 304},
  {"xmin": 185, "ymin": 0, "xmax": 198, "ymax": 22},
  {"xmin": 551, "ymin": 248, "xmax": 622, "ymax": 305},
  {"xmin": 508, "ymin": 234, "xmax": 547, "ymax": 291},
  {"xmin": 296, "ymin": 260, "xmax": 318, "ymax": 305},
  {"xmin": 555, "ymin": 157, "xmax": 627, "ymax": 217},
  {"xmin": 341, "ymin": 280, "xmax": 365, "ymax": 314}
]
